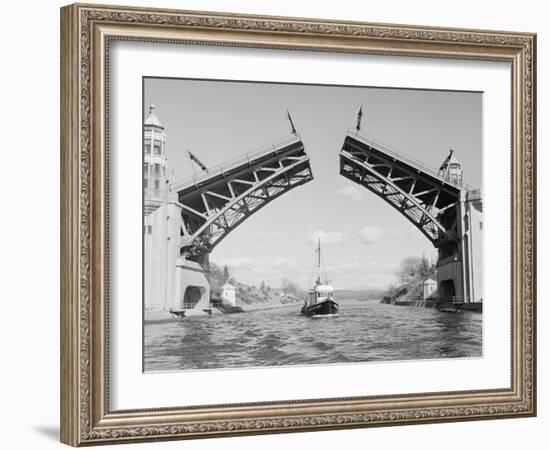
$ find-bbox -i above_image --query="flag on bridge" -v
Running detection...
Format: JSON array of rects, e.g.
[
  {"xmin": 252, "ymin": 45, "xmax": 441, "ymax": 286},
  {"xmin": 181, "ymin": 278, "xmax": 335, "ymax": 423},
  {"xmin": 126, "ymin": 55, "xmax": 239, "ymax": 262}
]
[
  {"xmin": 287, "ymin": 110, "xmax": 297, "ymax": 135},
  {"xmin": 355, "ymin": 106, "xmax": 363, "ymax": 132},
  {"xmin": 188, "ymin": 150, "xmax": 209, "ymax": 173}
]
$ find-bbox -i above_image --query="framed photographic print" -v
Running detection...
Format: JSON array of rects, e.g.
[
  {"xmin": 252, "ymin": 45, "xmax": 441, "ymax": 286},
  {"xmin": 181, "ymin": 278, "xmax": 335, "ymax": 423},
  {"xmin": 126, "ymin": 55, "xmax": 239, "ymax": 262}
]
[{"xmin": 60, "ymin": 3, "xmax": 537, "ymax": 446}]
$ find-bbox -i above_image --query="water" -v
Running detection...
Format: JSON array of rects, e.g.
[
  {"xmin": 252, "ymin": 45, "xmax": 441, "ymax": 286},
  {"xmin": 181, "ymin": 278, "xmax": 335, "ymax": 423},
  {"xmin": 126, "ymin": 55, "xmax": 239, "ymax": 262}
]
[{"xmin": 144, "ymin": 300, "xmax": 482, "ymax": 372}]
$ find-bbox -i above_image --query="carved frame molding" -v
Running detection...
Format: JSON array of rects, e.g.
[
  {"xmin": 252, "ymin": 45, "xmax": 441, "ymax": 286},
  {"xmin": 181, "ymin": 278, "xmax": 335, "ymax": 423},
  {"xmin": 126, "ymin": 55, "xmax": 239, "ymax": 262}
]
[{"xmin": 60, "ymin": 3, "xmax": 536, "ymax": 446}]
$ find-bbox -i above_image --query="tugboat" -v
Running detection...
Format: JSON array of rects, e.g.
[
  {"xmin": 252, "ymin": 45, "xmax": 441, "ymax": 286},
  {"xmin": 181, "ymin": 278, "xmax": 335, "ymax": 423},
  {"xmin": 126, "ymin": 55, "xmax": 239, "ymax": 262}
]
[{"xmin": 301, "ymin": 239, "xmax": 339, "ymax": 317}]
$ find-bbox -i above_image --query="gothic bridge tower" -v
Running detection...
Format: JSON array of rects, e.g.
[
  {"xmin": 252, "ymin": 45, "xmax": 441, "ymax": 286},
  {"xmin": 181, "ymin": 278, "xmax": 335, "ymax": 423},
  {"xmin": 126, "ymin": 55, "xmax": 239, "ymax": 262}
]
[{"xmin": 144, "ymin": 104, "xmax": 169, "ymax": 215}]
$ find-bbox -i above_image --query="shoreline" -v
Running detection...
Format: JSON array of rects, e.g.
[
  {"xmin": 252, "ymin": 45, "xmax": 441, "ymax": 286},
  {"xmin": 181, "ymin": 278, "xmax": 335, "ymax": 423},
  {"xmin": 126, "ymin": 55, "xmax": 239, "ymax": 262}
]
[
  {"xmin": 380, "ymin": 298, "xmax": 483, "ymax": 313},
  {"xmin": 144, "ymin": 300, "xmax": 302, "ymax": 323}
]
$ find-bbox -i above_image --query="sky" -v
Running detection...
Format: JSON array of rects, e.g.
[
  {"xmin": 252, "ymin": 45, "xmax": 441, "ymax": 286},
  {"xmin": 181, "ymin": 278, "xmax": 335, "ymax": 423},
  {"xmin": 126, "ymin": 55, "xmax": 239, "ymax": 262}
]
[{"xmin": 144, "ymin": 78, "xmax": 482, "ymax": 290}]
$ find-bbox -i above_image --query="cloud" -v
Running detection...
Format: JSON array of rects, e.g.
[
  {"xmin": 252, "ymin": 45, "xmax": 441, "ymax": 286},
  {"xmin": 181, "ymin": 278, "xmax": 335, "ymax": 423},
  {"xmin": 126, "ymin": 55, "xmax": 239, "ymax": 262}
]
[
  {"xmin": 307, "ymin": 230, "xmax": 346, "ymax": 246},
  {"xmin": 314, "ymin": 259, "xmax": 400, "ymax": 289},
  {"xmin": 335, "ymin": 185, "xmax": 363, "ymax": 201},
  {"xmin": 218, "ymin": 257, "xmax": 297, "ymax": 272},
  {"xmin": 323, "ymin": 260, "xmax": 397, "ymax": 275},
  {"xmin": 215, "ymin": 256, "xmax": 302, "ymax": 287},
  {"xmin": 214, "ymin": 254, "xmax": 399, "ymax": 290},
  {"xmin": 359, "ymin": 226, "xmax": 385, "ymax": 244}
]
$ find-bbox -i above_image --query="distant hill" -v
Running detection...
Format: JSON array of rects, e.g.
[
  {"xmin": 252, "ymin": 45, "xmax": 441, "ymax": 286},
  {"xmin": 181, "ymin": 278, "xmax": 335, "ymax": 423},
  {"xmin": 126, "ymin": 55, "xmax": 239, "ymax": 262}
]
[
  {"xmin": 334, "ymin": 289, "xmax": 385, "ymax": 301},
  {"xmin": 209, "ymin": 263, "xmax": 386, "ymax": 306}
]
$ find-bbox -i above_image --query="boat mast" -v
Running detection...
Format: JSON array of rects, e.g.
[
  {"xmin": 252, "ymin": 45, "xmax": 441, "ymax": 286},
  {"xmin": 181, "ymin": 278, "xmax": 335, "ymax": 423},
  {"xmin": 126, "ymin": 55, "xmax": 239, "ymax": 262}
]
[
  {"xmin": 317, "ymin": 238, "xmax": 321, "ymax": 269},
  {"xmin": 313, "ymin": 238, "xmax": 321, "ymax": 285}
]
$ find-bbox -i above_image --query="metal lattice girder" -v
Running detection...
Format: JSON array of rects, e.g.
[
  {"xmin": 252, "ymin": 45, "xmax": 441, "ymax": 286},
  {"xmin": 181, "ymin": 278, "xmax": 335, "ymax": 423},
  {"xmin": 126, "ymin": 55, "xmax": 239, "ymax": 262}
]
[
  {"xmin": 339, "ymin": 132, "xmax": 462, "ymax": 246},
  {"xmin": 176, "ymin": 134, "xmax": 313, "ymax": 258}
]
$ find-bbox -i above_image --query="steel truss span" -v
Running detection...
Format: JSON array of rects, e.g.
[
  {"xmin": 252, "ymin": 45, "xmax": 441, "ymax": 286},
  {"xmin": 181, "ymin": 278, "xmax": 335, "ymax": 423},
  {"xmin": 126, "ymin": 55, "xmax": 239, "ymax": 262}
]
[
  {"xmin": 177, "ymin": 134, "xmax": 313, "ymax": 258},
  {"xmin": 339, "ymin": 132, "xmax": 462, "ymax": 246}
]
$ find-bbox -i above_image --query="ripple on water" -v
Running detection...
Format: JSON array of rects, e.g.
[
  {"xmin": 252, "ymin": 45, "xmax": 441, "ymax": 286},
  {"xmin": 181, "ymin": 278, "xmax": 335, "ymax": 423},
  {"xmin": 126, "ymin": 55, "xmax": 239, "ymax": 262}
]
[{"xmin": 144, "ymin": 301, "xmax": 482, "ymax": 371}]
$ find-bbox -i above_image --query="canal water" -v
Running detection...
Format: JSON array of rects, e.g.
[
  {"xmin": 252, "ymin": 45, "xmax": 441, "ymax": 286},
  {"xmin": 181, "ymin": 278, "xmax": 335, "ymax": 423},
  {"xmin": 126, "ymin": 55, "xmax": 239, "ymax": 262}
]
[{"xmin": 144, "ymin": 299, "xmax": 482, "ymax": 372}]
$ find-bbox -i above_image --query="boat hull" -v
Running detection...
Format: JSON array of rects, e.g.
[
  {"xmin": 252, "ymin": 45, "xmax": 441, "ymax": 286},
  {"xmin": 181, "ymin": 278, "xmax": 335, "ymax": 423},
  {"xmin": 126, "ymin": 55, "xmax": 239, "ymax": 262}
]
[
  {"xmin": 301, "ymin": 299, "xmax": 339, "ymax": 317},
  {"xmin": 169, "ymin": 309, "xmax": 187, "ymax": 319}
]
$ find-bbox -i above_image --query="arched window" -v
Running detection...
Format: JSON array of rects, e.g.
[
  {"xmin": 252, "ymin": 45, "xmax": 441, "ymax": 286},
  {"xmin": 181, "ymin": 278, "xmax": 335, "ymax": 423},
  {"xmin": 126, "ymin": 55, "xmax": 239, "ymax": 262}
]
[{"xmin": 153, "ymin": 141, "xmax": 162, "ymax": 155}]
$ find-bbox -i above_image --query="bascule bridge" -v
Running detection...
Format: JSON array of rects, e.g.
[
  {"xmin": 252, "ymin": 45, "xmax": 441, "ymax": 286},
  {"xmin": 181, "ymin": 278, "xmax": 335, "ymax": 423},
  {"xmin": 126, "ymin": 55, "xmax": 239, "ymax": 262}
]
[
  {"xmin": 339, "ymin": 111, "xmax": 483, "ymax": 305},
  {"xmin": 143, "ymin": 105, "xmax": 313, "ymax": 316}
]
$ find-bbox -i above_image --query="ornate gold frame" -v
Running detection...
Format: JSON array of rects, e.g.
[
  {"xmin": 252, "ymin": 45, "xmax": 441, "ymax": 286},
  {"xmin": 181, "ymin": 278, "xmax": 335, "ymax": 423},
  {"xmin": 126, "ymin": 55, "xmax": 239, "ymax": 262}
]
[{"xmin": 60, "ymin": 3, "xmax": 536, "ymax": 446}]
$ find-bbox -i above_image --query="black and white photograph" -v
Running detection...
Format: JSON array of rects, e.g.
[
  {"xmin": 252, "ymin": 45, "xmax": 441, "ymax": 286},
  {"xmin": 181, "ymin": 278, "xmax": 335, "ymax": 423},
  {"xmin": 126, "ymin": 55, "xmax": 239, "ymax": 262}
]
[
  {"xmin": 1, "ymin": 0, "xmax": 543, "ymax": 447},
  {"xmin": 142, "ymin": 77, "xmax": 483, "ymax": 372}
]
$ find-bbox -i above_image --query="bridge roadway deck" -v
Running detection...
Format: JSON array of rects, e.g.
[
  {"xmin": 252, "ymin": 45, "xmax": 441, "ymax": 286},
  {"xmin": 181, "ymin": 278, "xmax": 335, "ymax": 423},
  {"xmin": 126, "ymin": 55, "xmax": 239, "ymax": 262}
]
[
  {"xmin": 343, "ymin": 130, "xmax": 465, "ymax": 193},
  {"xmin": 174, "ymin": 134, "xmax": 306, "ymax": 197}
]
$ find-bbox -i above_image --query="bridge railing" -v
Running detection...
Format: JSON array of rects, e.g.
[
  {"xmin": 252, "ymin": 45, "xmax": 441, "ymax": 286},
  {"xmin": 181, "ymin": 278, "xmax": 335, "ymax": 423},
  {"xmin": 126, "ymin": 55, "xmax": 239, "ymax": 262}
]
[
  {"xmin": 172, "ymin": 133, "xmax": 302, "ymax": 191},
  {"xmin": 347, "ymin": 130, "xmax": 470, "ymax": 190},
  {"xmin": 178, "ymin": 303, "xmax": 200, "ymax": 309}
]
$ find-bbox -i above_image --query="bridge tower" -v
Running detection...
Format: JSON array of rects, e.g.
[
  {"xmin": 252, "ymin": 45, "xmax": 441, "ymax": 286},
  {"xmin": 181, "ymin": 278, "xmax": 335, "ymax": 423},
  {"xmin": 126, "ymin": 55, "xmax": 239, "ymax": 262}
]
[
  {"xmin": 339, "ymin": 119, "xmax": 483, "ymax": 305},
  {"xmin": 144, "ymin": 104, "xmax": 169, "ymax": 214},
  {"xmin": 434, "ymin": 149, "xmax": 483, "ymax": 304},
  {"xmin": 143, "ymin": 104, "xmax": 210, "ymax": 315}
]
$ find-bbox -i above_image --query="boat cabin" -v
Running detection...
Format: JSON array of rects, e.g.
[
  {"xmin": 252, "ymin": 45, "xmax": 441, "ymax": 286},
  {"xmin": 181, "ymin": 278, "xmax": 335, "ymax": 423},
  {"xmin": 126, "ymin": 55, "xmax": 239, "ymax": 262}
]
[{"xmin": 308, "ymin": 277, "xmax": 334, "ymax": 305}]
